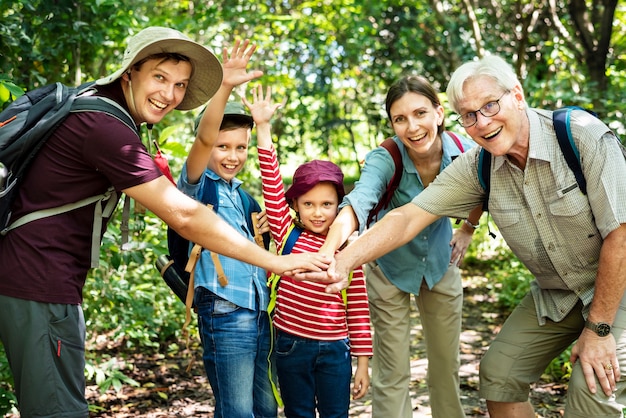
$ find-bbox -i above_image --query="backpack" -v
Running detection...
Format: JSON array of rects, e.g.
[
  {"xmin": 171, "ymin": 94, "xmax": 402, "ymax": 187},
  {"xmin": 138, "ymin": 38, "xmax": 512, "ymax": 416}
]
[
  {"xmin": 478, "ymin": 107, "xmax": 626, "ymax": 211},
  {"xmin": 366, "ymin": 131, "xmax": 465, "ymax": 226},
  {"xmin": 156, "ymin": 179, "xmax": 271, "ymax": 304},
  {"xmin": 0, "ymin": 81, "xmax": 138, "ymax": 267}
]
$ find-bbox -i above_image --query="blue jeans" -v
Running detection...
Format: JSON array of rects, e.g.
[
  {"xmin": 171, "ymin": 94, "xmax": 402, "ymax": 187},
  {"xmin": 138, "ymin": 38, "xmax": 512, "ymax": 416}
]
[
  {"xmin": 275, "ymin": 330, "xmax": 351, "ymax": 418},
  {"xmin": 195, "ymin": 287, "xmax": 277, "ymax": 418}
]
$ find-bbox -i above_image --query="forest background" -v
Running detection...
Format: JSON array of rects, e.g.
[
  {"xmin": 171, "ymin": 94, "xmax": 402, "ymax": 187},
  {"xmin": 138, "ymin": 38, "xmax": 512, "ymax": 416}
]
[{"xmin": 0, "ymin": 0, "xmax": 625, "ymax": 415}]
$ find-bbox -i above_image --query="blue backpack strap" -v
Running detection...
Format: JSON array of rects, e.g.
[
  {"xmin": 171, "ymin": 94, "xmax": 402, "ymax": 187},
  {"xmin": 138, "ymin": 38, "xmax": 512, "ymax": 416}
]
[
  {"xmin": 553, "ymin": 107, "xmax": 586, "ymax": 195},
  {"xmin": 281, "ymin": 224, "xmax": 302, "ymax": 254},
  {"xmin": 477, "ymin": 148, "xmax": 491, "ymax": 211},
  {"xmin": 199, "ymin": 177, "xmax": 220, "ymax": 208}
]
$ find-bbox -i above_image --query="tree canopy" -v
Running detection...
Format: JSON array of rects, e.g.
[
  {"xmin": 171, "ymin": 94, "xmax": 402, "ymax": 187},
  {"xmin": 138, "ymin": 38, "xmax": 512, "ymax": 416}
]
[{"xmin": 2, "ymin": 0, "xmax": 624, "ymax": 177}]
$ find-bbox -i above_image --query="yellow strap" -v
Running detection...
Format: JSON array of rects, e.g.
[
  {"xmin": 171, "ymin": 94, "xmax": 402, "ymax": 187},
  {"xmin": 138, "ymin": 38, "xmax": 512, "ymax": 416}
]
[
  {"xmin": 266, "ymin": 224, "xmax": 296, "ymax": 315},
  {"xmin": 341, "ymin": 271, "xmax": 353, "ymax": 307},
  {"xmin": 267, "ymin": 313, "xmax": 283, "ymax": 407}
]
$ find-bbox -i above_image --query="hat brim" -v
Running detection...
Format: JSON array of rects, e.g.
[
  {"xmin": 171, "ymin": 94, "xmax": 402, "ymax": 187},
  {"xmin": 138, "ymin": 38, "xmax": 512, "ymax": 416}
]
[
  {"xmin": 223, "ymin": 113, "xmax": 254, "ymax": 127},
  {"xmin": 96, "ymin": 38, "xmax": 222, "ymax": 111}
]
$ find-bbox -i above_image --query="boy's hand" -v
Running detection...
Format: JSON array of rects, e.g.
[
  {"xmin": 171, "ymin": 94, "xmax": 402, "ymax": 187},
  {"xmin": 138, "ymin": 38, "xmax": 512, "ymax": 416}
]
[
  {"xmin": 243, "ymin": 85, "xmax": 283, "ymax": 126},
  {"xmin": 221, "ymin": 39, "xmax": 263, "ymax": 88},
  {"xmin": 255, "ymin": 210, "xmax": 270, "ymax": 235}
]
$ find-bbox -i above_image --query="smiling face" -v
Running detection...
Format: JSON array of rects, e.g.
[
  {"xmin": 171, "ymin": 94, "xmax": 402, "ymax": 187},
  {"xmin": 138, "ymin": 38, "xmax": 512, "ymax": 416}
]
[
  {"xmin": 122, "ymin": 57, "xmax": 192, "ymax": 125},
  {"xmin": 389, "ymin": 91, "xmax": 445, "ymax": 157},
  {"xmin": 292, "ymin": 182, "xmax": 339, "ymax": 235},
  {"xmin": 457, "ymin": 75, "xmax": 529, "ymax": 159},
  {"xmin": 207, "ymin": 127, "xmax": 251, "ymax": 182}
]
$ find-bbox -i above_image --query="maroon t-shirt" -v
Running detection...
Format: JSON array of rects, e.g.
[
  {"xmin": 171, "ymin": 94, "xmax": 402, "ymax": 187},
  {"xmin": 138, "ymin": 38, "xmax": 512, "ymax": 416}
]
[{"xmin": 0, "ymin": 82, "xmax": 162, "ymax": 304}]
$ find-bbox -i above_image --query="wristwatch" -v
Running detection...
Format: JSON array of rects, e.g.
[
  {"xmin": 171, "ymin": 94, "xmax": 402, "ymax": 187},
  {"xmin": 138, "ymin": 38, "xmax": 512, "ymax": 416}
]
[{"xmin": 585, "ymin": 320, "xmax": 612, "ymax": 337}]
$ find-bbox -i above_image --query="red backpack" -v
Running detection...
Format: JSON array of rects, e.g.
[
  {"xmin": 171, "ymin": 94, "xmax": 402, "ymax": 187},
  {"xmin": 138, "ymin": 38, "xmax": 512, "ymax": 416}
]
[{"xmin": 366, "ymin": 132, "xmax": 464, "ymax": 226}]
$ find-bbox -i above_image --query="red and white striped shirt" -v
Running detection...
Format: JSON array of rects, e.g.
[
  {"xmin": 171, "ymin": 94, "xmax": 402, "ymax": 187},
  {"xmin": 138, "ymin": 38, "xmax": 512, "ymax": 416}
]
[{"xmin": 259, "ymin": 146, "xmax": 372, "ymax": 357}]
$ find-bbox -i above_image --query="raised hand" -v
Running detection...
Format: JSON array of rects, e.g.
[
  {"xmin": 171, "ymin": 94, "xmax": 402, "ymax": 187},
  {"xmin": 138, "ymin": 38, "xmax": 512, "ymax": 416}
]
[
  {"xmin": 221, "ymin": 39, "xmax": 264, "ymax": 88},
  {"xmin": 243, "ymin": 85, "xmax": 283, "ymax": 126}
]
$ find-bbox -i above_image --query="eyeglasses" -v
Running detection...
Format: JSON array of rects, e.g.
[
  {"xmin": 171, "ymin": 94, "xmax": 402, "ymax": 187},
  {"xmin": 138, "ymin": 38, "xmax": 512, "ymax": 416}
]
[{"xmin": 455, "ymin": 91, "xmax": 510, "ymax": 128}]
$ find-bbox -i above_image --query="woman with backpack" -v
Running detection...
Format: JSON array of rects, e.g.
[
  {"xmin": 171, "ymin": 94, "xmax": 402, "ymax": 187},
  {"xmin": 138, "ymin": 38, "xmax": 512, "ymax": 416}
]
[{"xmin": 319, "ymin": 75, "xmax": 482, "ymax": 418}]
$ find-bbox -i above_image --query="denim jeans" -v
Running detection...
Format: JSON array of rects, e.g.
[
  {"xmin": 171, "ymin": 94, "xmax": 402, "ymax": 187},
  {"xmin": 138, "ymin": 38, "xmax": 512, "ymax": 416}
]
[
  {"xmin": 275, "ymin": 330, "xmax": 351, "ymax": 418},
  {"xmin": 195, "ymin": 287, "xmax": 277, "ymax": 418}
]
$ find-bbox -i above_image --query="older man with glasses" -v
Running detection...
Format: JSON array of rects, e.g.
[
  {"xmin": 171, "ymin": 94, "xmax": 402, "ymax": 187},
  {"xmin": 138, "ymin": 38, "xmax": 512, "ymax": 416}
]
[{"xmin": 299, "ymin": 54, "xmax": 626, "ymax": 418}]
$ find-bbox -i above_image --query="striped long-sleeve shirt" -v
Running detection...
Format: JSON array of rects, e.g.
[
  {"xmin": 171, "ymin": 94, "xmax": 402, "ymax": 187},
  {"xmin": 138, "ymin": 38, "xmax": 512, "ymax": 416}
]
[{"xmin": 258, "ymin": 146, "xmax": 373, "ymax": 357}]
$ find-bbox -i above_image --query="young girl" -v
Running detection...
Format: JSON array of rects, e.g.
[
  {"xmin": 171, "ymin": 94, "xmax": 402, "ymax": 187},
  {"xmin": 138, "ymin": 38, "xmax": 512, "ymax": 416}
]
[{"xmin": 244, "ymin": 85, "xmax": 372, "ymax": 418}]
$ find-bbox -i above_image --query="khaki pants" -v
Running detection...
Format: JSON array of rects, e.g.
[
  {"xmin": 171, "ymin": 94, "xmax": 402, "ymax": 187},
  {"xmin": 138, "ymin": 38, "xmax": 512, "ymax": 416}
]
[
  {"xmin": 366, "ymin": 262, "xmax": 465, "ymax": 418},
  {"xmin": 480, "ymin": 292, "xmax": 626, "ymax": 417}
]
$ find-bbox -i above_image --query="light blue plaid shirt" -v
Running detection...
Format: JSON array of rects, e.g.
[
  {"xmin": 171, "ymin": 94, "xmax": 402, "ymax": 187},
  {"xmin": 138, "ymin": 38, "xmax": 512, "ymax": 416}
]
[{"xmin": 178, "ymin": 164, "xmax": 269, "ymax": 311}]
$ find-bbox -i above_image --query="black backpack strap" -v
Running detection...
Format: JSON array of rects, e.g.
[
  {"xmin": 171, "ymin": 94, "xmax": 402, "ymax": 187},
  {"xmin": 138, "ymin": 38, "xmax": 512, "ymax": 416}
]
[
  {"xmin": 366, "ymin": 137, "xmax": 402, "ymax": 227},
  {"xmin": 71, "ymin": 96, "xmax": 138, "ymax": 136},
  {"xmin": 477, "ymin": 148, "xmax": 491, "ymax": 211},
  {"xmin": 553, "ymin": 107, "xmax": 586, "ymax": 195}
]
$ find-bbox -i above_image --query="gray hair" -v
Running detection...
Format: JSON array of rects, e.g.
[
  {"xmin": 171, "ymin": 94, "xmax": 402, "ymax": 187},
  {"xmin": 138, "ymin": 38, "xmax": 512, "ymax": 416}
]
[{"xmin": 446, "ymin": 55, "xmax": 521, "ymax": 113}]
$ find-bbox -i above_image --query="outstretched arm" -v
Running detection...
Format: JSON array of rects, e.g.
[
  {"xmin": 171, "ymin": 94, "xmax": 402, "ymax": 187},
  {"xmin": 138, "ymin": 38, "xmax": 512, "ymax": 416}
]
[
  {"xmin": 318, "ymin": 205, "xmax": 359, "ymax": 259},
  {"xmin": 186, "ymin": 39, "xmax": 263, "ymax": 183},
  {"xmin": 126, "ymin": 177, "xmax": 330, "ymax": 275},
  {"xmin": 295, "ymin": 202, "xmax": 441, "ymax": 292}
]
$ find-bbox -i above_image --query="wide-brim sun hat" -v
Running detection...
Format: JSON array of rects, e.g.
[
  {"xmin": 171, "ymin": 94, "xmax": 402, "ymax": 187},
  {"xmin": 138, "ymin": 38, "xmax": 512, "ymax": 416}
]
[{"xmin": 96, "ymin": 26, "xmax": 223, "ymax": 111}]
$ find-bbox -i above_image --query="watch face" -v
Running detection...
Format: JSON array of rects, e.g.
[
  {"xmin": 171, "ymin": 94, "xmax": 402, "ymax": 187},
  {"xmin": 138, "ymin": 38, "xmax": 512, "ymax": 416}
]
[{"xmin": 597, "ymin": 323, "xmax": 611, "ymax": 337}]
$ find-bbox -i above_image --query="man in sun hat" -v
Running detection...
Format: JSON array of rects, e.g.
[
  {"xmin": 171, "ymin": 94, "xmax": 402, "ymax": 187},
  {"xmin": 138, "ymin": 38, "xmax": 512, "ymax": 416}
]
[
  {"xmin": 96, "ymin": 26, "xmax": 223, "ymax": 111},
  {"xmin": 0, "ymin": 27, "xmax": 329, "ymax": 417}
]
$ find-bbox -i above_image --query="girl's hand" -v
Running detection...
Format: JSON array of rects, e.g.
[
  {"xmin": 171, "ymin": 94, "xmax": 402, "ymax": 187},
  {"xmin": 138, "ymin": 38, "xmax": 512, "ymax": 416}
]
[
  {"xmin": 242, "ymin": 84, "xmax": 284, "ymax": 126},
  {"xmin": 352, "ymin": 359, "xmax": 370, "ymax": 399}
]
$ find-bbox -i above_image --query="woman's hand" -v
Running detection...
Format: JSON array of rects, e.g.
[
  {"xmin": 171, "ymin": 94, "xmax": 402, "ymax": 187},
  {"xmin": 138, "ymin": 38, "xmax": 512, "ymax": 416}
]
[{"xmin": 450, "ymin": 221, "xmax": 475, "ymax": 266}]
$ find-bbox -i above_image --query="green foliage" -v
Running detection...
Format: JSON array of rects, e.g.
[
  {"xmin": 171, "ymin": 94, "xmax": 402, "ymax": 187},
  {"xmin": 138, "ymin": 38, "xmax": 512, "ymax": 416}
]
[
  {"xmin": 84, "ymin": 210, "xmax": 187, "ymax": 350},
  {"xmin": 0, "ymin": 350, "xmax": 17, "ymax": 415},
  {"xmin": 85, "ymin": 357, "xmax": 140, "ymax": 394}
]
